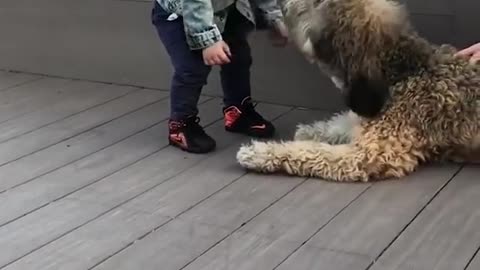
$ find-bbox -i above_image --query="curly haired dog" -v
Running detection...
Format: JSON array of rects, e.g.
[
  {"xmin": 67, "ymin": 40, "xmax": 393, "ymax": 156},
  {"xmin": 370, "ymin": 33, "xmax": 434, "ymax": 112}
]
[{"xmin": 236, "ymin": 0, "xmax": 480, "ymax": 182}]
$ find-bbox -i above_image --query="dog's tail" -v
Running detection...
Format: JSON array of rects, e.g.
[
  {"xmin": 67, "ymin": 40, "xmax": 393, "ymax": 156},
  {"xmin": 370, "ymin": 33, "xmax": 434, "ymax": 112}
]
[{"xmin": 236, "ymin": 140, "xmax": 421, "ymax": 182}]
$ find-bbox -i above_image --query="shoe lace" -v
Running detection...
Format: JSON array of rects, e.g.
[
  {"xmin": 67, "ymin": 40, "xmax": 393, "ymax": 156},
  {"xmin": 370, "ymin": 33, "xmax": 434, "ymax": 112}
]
[
  {"xmin": 185, "ymin": 116, "xmax": 207, "ymax": 135},
  {"xmin": 243, "ymin": 101, "xmax": 265, "ymax": 122}
]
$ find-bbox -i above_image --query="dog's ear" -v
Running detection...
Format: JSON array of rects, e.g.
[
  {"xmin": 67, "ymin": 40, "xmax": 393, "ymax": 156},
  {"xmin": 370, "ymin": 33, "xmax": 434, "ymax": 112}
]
[
  {"xmin": 332, "ymin": 0, "xmax": 408, "ymax": 117},
  {"xmin": 310, "ymin": 31, "xmax": 391, "ymax": 118},
  {"xmin": 345, "ymin": 73, "xmax": 390, "ymax": 117}
]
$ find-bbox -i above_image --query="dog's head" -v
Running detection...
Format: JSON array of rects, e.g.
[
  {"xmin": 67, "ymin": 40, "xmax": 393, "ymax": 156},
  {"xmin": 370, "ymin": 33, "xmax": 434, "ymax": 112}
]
[{"xmin": 281, "ymin": 0, "xmax": 410, "ymax": 117}]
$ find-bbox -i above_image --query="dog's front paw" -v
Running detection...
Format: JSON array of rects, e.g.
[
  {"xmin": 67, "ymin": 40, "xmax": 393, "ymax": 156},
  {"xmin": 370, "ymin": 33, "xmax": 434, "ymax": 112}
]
[{"xmin": 236, "ymin": 141, "xmax": 279, "ymax": 173}]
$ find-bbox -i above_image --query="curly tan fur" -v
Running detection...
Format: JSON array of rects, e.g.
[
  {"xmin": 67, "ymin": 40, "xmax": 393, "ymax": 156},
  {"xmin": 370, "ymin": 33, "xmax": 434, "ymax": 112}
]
[{"xmin": 236, "ymin": 0, "xmax": 480, "ymax": 182}]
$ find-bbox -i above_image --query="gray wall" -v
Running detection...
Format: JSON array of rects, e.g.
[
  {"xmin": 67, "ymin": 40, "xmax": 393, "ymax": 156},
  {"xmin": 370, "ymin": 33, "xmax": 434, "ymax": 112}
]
[{"xmin": 0, "ymin": 0, "xmax": 478, "ymax": 110}]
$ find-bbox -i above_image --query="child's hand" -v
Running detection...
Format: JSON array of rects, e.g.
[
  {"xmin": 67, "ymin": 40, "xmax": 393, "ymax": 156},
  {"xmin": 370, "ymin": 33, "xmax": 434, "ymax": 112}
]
[
  {"xmin": 268, "ymin": 20, "xmax": 289, "ymax": 47},
  {"xmin": 456, "ymin": 42, "xmax": 480, "ymax": 63},
  {"xmin": 202, "ymin": 41, "xmax": 231, "ymax": 66}
]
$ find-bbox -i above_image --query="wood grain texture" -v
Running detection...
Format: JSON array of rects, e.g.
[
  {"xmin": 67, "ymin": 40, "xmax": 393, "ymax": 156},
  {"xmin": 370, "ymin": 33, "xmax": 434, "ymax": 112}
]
[
  {"xmin": 276, "ymin": 245, "xmax": 371, "ymax": 270},
  {"xmin": 66, "ymin": 103, "xmax": 288, "ymax": 209},
  {"xmin": 91, "ymin": 109, "xmax": 367, "ymax": 270},
  {"xmin": 369, "ymin": 165, "xmax": 480, "ymax": 270},
  {"xmin": 0, "ymin": 97, "xmax": 219, "ymax": 227},
  {"xmin": 0, "ymin": 78, "xmax": 76, "ymax": 123},
  {"xmin": 0, "ymin": 71, "xmax": 39, "ymax": 91},
  {"xmin": 181, "ymin": 179, "xmax": 367, "ymax": 270},
  {"xmin": 0, "ymin": 99, "xmax": 221, "ymax": 268},
  {"xmin": 301, "ymin": 165, "xmax": 461, "ymax": 257},
  {"xmin": 467, "ymin": 251, "xmax": 480, "ymax": 270},
  {"xmin": 0, "ymin": 90, "xmax": 168, "ymax": 192},
  {"xmin": 1, "ymin": 104, "xmax": 289, "ymax": 270},
  {"xmin": 2, "ymin": 204, "xmax": 170, "ymax": 270},
  {"xmin": 271, "ymin": 164, "xmax": 461, "ymax": 270},
  {"xmin": 1, "ymin": 70, "xmax": 478, "ymax": 270},
  {"xmin": 0, "ymin": 80, "xmax": 134, "ymax": 143},
  {"xmin": 0, "ymin": 103, "xmax": 289, "ymax": 269},
  {"xmin": 0, "ymin": 88, "xmax": 163, "ymax": 168}
]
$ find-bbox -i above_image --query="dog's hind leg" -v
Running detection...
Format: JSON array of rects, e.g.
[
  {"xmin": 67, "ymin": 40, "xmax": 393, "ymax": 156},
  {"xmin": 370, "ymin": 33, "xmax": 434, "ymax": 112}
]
[
  {"xmin": 448, "ymin": 133, "xmax": 480, "ymax": 164},
  {"xmin": 294, "ymin": 111, "xmax": 360, "ymax": 144},
  {"xmin": 236, "ymin": 139, "xmax": 420, "ymax": 182}
]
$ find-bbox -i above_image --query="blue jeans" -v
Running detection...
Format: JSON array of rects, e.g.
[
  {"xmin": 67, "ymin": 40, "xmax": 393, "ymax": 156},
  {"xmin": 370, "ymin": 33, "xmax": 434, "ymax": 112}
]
[{"xmin": 151, "ymin": 2, "xmax": 254, "ymax": 120}]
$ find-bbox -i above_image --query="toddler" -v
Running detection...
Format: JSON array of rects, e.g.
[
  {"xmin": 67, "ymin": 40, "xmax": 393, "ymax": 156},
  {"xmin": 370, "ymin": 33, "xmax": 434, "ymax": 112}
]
[{"xmin": 151, "ymin": 0, "xmax": 288, "ymax": 153}]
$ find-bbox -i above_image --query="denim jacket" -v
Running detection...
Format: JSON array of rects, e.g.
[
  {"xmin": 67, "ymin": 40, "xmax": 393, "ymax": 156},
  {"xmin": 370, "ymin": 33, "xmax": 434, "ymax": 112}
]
[{"xmin": 155, "ymin": 0, "xmax": 283, "ymax": 50}]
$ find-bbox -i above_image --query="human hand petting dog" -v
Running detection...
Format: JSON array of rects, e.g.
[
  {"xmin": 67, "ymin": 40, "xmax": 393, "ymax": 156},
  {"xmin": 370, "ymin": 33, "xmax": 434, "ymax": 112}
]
[{"xmin": 456, "ymin": 42, "xmax": 480, "ymax": 63}]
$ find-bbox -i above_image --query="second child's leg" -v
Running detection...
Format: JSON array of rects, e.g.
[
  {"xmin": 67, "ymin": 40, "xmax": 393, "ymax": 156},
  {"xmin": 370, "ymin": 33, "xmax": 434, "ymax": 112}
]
[{"xmin": 220, "ymin": 8, "xmax": 276, "ymax": 138}]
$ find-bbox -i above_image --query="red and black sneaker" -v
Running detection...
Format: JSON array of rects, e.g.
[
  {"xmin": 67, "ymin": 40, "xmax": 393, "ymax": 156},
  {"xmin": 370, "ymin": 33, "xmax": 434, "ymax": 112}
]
[
  {"xmin": 223, "ymin": 97, "xmax": 275, "ymax": 138},
  {"xmin": 168, "ymin": 116, "xmax": 216, "ymax": 154}
]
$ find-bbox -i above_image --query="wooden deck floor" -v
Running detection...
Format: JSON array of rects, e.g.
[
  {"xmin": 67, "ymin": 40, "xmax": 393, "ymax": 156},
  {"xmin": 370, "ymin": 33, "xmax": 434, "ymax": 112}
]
[{"xmin": 0, "ymin": 71, "xmax": 479, "ymax": 270}]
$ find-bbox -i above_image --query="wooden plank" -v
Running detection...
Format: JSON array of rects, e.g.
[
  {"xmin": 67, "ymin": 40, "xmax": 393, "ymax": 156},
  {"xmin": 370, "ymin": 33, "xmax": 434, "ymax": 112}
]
[
  {"xmin": 368, "ymin": 165, "xmax": 480, "ymax": 270},
  {"xmin": 0, "ymin": 103, "xmax": 290, "ymax": 268},
  {"xmin": 0, "ymin": 72, "xmax": 40, "ymax": 91},
  {"xmin": 0, "ymin": 198, "xmax": 168, "ymax": 270},
  {"xmin": 0, "ymin": 97, "xmax": 219, "ymax": 226},
  {"xmin": 4, "ymin": 174, "xmax": 300, "ymax": 270},
  {"xmin": 297, "ymin": 166, "xmax": 461, "ymax": 260},
  {"xmin": 108, "ymin": 179, "xmax": 366, "ymax": 270},
  {"xmin": 0, "ymin": 80, "xmax": 135, "ymax": 143},
  {"xmin": 467, "ymin": 251, "xmax": 480, "ymax": 270},
  {"xmin": 0, "ymin": 88, "xmax": 164, "ymax": 167},
  {"xmin": 167, "ymin": 154, "xmax": 457, "ymax": 269},
  {"xmin": 2, "ymin": 104, "xmax": 293, "ymax": 270},
  {"xmin": 0, "ymin": 78, "xmax": 76, "ymax": 123},
  {"xmin": 1, "ymin": 204, "xmax": 169, "ymax": 270},
  {"xmin": 277, "ymin": 245, "xmax": 371, "ymax": 270},
  {"xmin": 67, "ymin": 103, "xmax": 289, "ymax": 211},
  {"xmin": 270, "ymin": 164, "xmax": 461, "ymax": 270},
  {"xmin": 0, "ymin": 94, "xmax": 167, "ymax": 191},
  {"xmin": 72, "ymin": 110, "xmax": 366, "ymax": 270},
  {"xmin": 178, "ymin": 181, "xmax": 368, "ymax": 270}
]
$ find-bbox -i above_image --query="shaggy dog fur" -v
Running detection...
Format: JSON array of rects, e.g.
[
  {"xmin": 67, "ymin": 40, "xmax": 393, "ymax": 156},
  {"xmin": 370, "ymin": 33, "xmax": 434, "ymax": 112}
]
[{"xmin": 236, "ymin": 0, "xmax": 480, "ymax": 182}]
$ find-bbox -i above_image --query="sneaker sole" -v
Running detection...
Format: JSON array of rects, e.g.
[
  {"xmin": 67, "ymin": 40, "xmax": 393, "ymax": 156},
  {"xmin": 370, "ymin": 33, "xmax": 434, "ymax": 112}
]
[
  {"xmin": 169, "ymin": 141, "xmax": 216, "ymax": 154},
  {"xmin": 225, "ymin": 127, "xmax": 275, "ymax": 138}
]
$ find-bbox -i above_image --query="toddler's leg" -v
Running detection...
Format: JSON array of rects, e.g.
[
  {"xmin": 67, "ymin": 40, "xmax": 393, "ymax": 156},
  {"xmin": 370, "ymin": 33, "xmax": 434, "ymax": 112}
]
[
  {"xmin": 220, "ymin": 8, "xmax": 254, "ymax": 106},
  {"xmin": 219, "ymin": 8, "xmax": 275, "ymax": 138},
  {"xmin": 151, "ymin": 2, "xmax": 211, "ymax": 120},
  {"xmin": 151, "ymin": 3, "xmax": 215, "ymax": 153}
]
